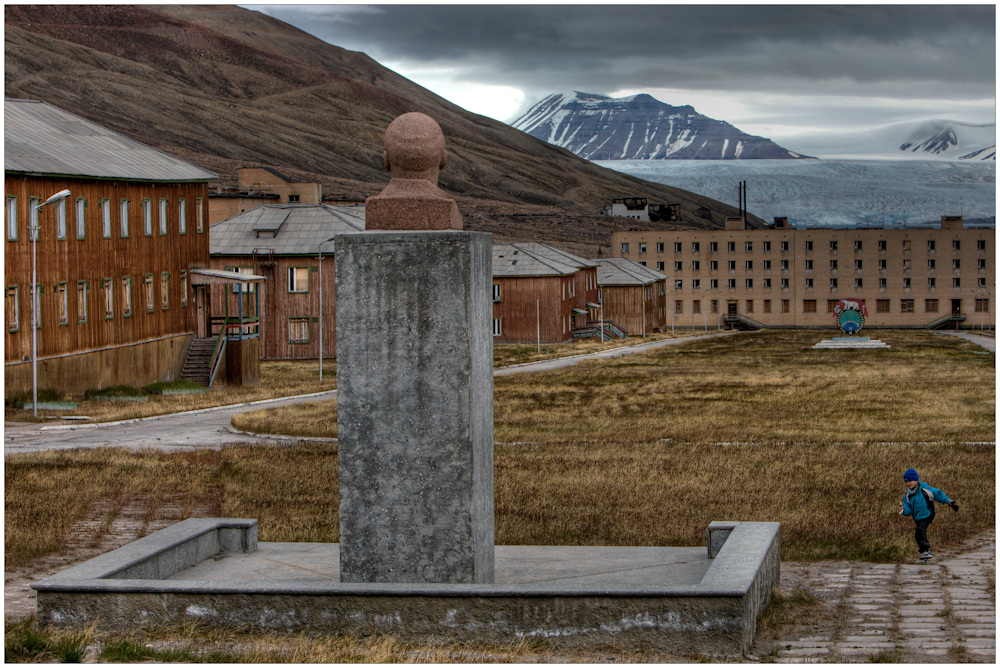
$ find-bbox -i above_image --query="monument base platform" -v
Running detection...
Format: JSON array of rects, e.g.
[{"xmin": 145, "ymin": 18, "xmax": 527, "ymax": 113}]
[
  {"xmin": 813, "ymin": 337, "xmax": 891, "ymax": 349},
  {"xmin": 33, "ymin": 518, "xmax": 780, "ymax": 658}
]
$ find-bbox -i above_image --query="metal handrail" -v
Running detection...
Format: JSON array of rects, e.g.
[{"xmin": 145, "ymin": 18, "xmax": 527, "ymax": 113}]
[{"xmin": 208, "ymin": 318, "xmax": 229, "ymax": 387}]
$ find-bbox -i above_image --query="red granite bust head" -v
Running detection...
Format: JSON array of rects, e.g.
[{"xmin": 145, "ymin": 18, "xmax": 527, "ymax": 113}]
[
  {"xmin": 383, "ymin": 112, "xmax": 448, "ymax": 184},
  {"xmin": 366, "ymin": 112, "xmax": 463, "ymax": 231}
]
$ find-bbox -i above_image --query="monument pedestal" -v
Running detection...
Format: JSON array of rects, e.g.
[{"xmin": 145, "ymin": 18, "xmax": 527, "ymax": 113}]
[{"xmin": 334, "ymin": 230, "xmax": 494, "ymax": 584}]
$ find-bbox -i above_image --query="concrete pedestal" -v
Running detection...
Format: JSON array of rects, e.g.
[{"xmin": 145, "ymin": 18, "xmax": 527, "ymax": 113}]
[{"xmin": 334, "ymin": 230, "xmax": 494, "ymax": 584}]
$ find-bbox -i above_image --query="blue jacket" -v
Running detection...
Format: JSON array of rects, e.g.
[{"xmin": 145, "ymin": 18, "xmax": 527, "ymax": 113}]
[{"xmin": 901, "ymin": 482, "xmax": 952, "ymax": 521}]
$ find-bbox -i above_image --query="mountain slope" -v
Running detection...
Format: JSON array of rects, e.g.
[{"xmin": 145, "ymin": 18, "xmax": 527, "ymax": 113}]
[
  {"xmin": 4, "ymin": 5, "xmax": 763, "ymax": 236},
  {"xmin": 512, "ymin": 91, "xmax": 810, "ymax": 160}
]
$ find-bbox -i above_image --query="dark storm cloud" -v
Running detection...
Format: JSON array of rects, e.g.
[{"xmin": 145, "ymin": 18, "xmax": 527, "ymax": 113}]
[{"xmin": 252, "ymin": 4, "xmax": 995, "ymax": 96}]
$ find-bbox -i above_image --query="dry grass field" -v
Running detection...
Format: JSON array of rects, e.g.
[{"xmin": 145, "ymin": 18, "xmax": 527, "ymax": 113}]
[{"xmin": 6, "ymin": 331, "xmax": 995, "ymax": 568}]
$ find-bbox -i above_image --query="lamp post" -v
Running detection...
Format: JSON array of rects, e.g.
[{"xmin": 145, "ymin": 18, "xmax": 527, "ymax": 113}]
[
  {"xmin": 30, "ymin": 189, "xmax": 71, "ymax": 416},
  {"xmin": 317, "ymin": 236, "xmax": 338, "ymax": 382}
]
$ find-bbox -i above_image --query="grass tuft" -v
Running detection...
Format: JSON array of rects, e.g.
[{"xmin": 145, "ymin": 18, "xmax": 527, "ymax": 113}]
[{"xmin": 4, "ymin": 617, "xmax": 93, "ymax": 663}]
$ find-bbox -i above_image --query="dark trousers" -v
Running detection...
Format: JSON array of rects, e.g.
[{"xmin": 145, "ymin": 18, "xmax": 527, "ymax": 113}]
[{"xmin": 914, "ymin": 517, "xmax": 933, "ymax": 553}]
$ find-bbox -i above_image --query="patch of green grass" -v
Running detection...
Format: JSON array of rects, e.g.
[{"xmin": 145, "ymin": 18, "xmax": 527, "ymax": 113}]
[
  {"xmin": 83, "ymin": 385, "xmax": 148, "ymax": 399},
  {"xmin": 4, "ymin": 617, "xmax": 91, "ymax": 663},
  {"xmin": 144, "ymin": 380, "xmax": 205, "ymax": 394},
  {"xmin": 98, "ymin": 638, "xmax": 240, "ymax": 663}
]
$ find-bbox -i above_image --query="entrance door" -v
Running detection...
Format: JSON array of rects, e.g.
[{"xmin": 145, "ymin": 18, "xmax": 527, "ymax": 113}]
[
  {"xmin": 727, "ymin": 301, "xmax": 738, "ymax": 316},
  {"xmin": 951, "ymin": 299, "xmax": 962, "ymax": 316},
  {"xmin": 195, "ymin": 285, "xmax": 209, "ymax": 339}
]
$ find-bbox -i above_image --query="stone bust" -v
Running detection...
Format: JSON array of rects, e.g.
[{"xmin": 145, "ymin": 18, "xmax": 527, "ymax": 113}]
[{"xmin": 365, "ymin": 112, "xmax": 463, "ymax": 230}]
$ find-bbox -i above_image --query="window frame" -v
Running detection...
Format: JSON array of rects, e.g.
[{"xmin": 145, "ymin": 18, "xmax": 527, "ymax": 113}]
[
  {"xmin": 101, "ymin": 198, "xmax": 112, "ymax": 238},
  {"xmin": 6, "ymin": 196, "xmax": 17, "ymax": 241},
  {"xmin": 102, "ymin": 278, "xmax": 114, "ymax": 320},
  {"xmin": 122, "ymin": 276, "xmax": 133, "ymax": 317},
  {"xmin": 288, "ymin": 266, "xmax": 311, "ymax": 294},
  {"xmin": 77, "ymin": 281, "xmax": 88, "ymax": 324},
  {"xmin": 178, "ymin": 198, "xmax": 187, "ymax": 235},
  {"xmin": 55, "ymin": 282, "xmax": 69, "ymax": 325},
  {"xmin": 160, "ymin": 271, "xmax": 170, "ymax": 310},
  {"xmin": 287, "ymin": 316, "xmax": 311, "ymax": 344},
  {"xmin": 142, "ymin": 199, "xmax": 153, "ymax": 236},
  {"xmin": 75, "ymin": 198, "xmax": 86, "ymax": 240},
  {"xmin": 6, "ymin": 285, "xmax": 19, "ymax": 332},
  {"xmin": 56, "ymin": 198, "xmax": 67, "ymax": 240},
  {"xmin": 145, "ymin": 274, "xmax": 155, "ymax": 312}
]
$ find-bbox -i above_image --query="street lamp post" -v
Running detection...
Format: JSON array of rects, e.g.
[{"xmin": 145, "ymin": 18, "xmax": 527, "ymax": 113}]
[
  {"xmin": 30, "ymin": 189, "xmax": 71, "ymax": 416},
  {"xmin": 317, "ymin": 236, "xmax": 338, "ymax": 382}
]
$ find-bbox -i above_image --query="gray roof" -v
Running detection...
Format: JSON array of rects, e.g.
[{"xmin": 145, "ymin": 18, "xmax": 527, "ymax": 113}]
[
  {"xmin": 503, "ymin": 242, "xmax": 598, "ymax": 269},
  {"xmin": 594, "ymin": 258, "xmax": 668, "ymax": 286},
  {"xmin": 493, "ymin": 242, "xmax": 579, "ymax": 277},
  {"xmin": 5, "ymin": 98, "xmax": 217, "ymax": 182},
  {"xmin": 210, "ymin": 204, "xmax": 366, "ymax": 256}
]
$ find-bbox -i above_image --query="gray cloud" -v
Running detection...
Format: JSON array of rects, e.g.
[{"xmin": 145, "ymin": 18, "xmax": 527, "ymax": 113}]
[{"xmin": 248, "ymin": 4, "xmax": 995, "ymax": 130}]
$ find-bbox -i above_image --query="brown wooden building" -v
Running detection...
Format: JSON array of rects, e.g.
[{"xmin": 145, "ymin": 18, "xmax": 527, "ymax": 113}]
[
  {"xmin": 593, "ymin": 258, "xmax": 669, "ymax": 335},
  {"xmin": 491, "ymin": 242, "xmax": 602, "ymax": 343},
  {"xmin": 209, "ymin": 203, "xmax": 365, "ymax": 360},
  {"xmin": 4, "ymin": 98, "xmax": 216, "ymax": 396}
]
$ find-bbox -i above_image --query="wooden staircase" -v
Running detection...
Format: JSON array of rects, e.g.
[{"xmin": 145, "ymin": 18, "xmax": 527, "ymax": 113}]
[{"xmin": 180, "ymin": 337, "xmax": 216, "ymax": 387}]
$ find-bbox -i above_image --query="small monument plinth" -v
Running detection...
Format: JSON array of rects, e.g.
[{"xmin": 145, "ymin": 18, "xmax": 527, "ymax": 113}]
[{"xmin": 336, "ymin": 112, "xmax": 493, "ymax": 584}]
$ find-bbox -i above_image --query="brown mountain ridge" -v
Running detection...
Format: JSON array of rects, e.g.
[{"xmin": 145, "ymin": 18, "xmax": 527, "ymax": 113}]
[{"xmin": 5, "ymin": 4, "xmax": 762, "ymax": 253}]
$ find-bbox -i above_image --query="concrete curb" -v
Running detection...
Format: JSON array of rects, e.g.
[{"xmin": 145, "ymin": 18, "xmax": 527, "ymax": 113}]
[{"xmin": 36, "ymin": 390, "xmax": 339, "ymax": 432}]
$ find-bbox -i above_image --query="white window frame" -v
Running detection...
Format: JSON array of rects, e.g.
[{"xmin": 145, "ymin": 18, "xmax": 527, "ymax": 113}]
[
  {"xmin": 101, "ymin": 198, "xmax": 112, "ymax": 238},
  {"xmin": 288, "ymin": 266, "xmax": 310, "ymax": 293},
  {"xmin": 178, "ymin": 198, "xmax": 187, "ymax": 234},
  {"xmin": 159, "ymin": 198, "xmax": 168, "ymax": 235},
  {"xmin": 75, "ymin": 198, "xmax": 86, "ymax": 239},
  {"xmin": 119, "ymin": 199, "xmax": 129, "ymax": 238},
  {"xmin": 142, "ymin": 199, "xmax": 152, "ymax": 236},
  {"xmin": 56, "ymin": 198, "xmax": 67, "ymax": 240},
  {"xmin": 6, "ymin": 196, "xmax": 17, "ymax": 240}
]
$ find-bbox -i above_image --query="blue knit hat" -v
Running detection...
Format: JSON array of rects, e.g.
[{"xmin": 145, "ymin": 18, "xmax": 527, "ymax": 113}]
[{"xmin": 903, "ymin": 468, "xmax": 919, "ymax": 481}]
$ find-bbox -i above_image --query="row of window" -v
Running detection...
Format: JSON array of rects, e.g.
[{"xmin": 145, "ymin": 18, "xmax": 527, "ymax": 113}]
[
  {"xmin": 671, "ymin": 298, "xmax": 991, "ymax": 315},
  {"xmin": 663, "ymin": 258, "xmax": 986, "ymax": 273},
  {"xmin": 625, "ymin": 239, "xmax": 986, "ymax": 254},
  {"xmin": 5, "ymin": 272, "xmax": 188, "ymax": 332},
  {"xmin": 5, "ymin": 196, "xmax": 204, "ymax": 241},
  {"xmin": 672, "ymin": 276, "xmax": 988, "ymax": 291}
]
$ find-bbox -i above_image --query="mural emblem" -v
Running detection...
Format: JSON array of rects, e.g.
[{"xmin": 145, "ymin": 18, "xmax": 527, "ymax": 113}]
[{"xmin": 833, "ymin": 298, "xmax": 867, "ymax": 335}]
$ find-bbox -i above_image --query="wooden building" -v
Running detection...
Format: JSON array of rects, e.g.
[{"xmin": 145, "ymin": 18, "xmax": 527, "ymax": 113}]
[
  {"xmin": 209, "ymin": 203, "xmax": 365, "ymax": 360},
  {"xmin": 4, "ymin": 98, "xmax": 216, "ymax": 395},
  {"xmin": 208, "ymin": 167, "xmax": 323, "ymax": 225},
  {"xmin": 594, "ymin": 258, "xmax": 669, "ymax": 335},
  {"xmin": 491, "ymin": 242, "xmax": 602, "ymax": 343}
]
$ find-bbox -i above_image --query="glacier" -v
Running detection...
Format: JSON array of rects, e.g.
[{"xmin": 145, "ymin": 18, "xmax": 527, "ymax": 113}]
[{"xmin": 597, "ymin": 159, "xmax": 996, "ymax": 228}]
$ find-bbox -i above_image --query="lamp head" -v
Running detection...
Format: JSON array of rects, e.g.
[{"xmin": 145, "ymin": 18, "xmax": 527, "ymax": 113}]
[{"xmin": 41, "ymin": 189, "xmax": 71, "ymax": 207}]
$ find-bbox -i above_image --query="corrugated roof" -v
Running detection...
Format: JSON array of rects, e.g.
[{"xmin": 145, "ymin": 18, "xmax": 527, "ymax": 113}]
[
  {"xmin": 595, "ymin": 258, "xmax": 668, "ymax": 286},
  {"xmin": 210, "ymin": 204, "xmax": 366, "ymax": 255},
  {"xmin": 503, "ymin": 242, "xmax": 598, "ymax": 269},
  {"xmin": 4, "ymin": 98, "xmax": 217, "ymax": 182},
  {"xmin": 493, "ymin": 242, "xmax": 578, "ymax": 277}
]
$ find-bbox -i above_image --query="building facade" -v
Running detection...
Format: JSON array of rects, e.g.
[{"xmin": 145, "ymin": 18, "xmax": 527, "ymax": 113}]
[
  {"xmin": 594, "ymin": 258, "xmax": 669, "ymax": 335},
  {"xmin": 612, "ymin": 216, "xmax": 994, "ymax": 329},
  {"xmin": 491, "ymin": 242, "xmax": 600, "ymax": 343},
  {"xmin": 4, "ymin": 99, "xmax": 215, "ymax": 396},
  {"xmin": 208, "ymin": 167, "xmax": 323, "ymax": 225},
  {"xmin": 209, "ymin": 203, "xmax": 365, "ymax": 360}
]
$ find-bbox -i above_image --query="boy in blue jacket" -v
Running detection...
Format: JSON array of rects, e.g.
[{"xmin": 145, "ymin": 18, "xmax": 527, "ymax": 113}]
[{"xmin": 899, "ymin": 468, "xmax": 958, "ymax": 562}]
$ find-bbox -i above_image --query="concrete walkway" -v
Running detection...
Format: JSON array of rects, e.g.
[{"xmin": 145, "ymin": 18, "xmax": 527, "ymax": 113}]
[
  {"xmin": 940, "ymin": 330, "xmax": 995, "ymax": 352},
  {"xmin": 4, "ymin": 331, "xmax": 740, "ymax": 454},
  {"xmin": 767, "ymin": 530, "xmax": 995, "ymax": 663}
]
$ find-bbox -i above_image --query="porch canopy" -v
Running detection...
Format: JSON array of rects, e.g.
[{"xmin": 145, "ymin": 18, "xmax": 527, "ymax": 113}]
[{"xmin": 188, "ymin": 267, "xmax": 266, "ymax": 285}]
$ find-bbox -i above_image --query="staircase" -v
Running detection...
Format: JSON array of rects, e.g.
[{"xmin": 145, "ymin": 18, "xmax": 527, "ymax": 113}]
[
  {"xmin": 572, "ymin": 319, "xmax": 629, "ymax": 340},
  {"xmin": 180, "ymin": 337, "xmax": 216, "ymax": 387},
  {"xmin": 723, "ymin": 314, "xmax": 766, "ymax": 331},
  {"xmin": 926, "ymin": 313, "xmax": 967, "ymax": 330}
]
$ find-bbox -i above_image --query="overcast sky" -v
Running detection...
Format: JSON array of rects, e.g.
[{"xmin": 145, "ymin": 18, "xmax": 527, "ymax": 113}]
[{"xmin": 248, "ymin": 4, "xmax": 996, "ymax": 145}]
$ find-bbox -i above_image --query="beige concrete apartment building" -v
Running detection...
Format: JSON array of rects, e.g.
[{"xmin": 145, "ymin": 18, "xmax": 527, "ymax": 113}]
[{"xmin": 612, "ymin": 216, "xmax": 994, "ymax": 329}]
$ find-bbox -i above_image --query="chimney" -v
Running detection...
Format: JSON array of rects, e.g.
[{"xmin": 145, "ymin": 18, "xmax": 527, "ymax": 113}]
[
  {"xmin": 725, "ymin": 216, "xmax": 746, "ymax": 231},
  {"xmin": 941, "ymin": 215, "xmax": 965, "ymax": 230}
]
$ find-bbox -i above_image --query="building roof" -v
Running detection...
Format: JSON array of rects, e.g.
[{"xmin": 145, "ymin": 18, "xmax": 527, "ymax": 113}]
[
  {"xmin": 210, "ymin": 204, "xmax": 366, "ymax": 256},
  {"xmin": 493, "ymin": 242, "xmax": 580, "ymax": 277},
  {"xmin": 506, "ymin": 242, "xmax": 598, "ymax": 269},
  {"xmin": 4, "ymin": 99, "xmax": 217, "ymax": 182},
  {"xmin": 595, "ymin": 257, "xmax": 668, "ymax": 286}
]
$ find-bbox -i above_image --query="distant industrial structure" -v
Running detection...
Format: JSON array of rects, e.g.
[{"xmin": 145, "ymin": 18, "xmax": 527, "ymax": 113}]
[
  {"xmin": 601, "ymin": 197, "xmax": 679, "ymax": 223},
  {"xmin": 613, "ymin": 215, "xmax": 994, "ymax": 330}
]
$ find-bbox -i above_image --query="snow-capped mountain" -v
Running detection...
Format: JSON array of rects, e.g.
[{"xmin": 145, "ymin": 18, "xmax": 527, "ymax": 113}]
[
  {"xmin": 785, "ymin": 120, "xmax": 996, "ymax": 161},
  {"xmin": 511, "ymin": 91, "xmax": 810, "ymax": 160}
]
